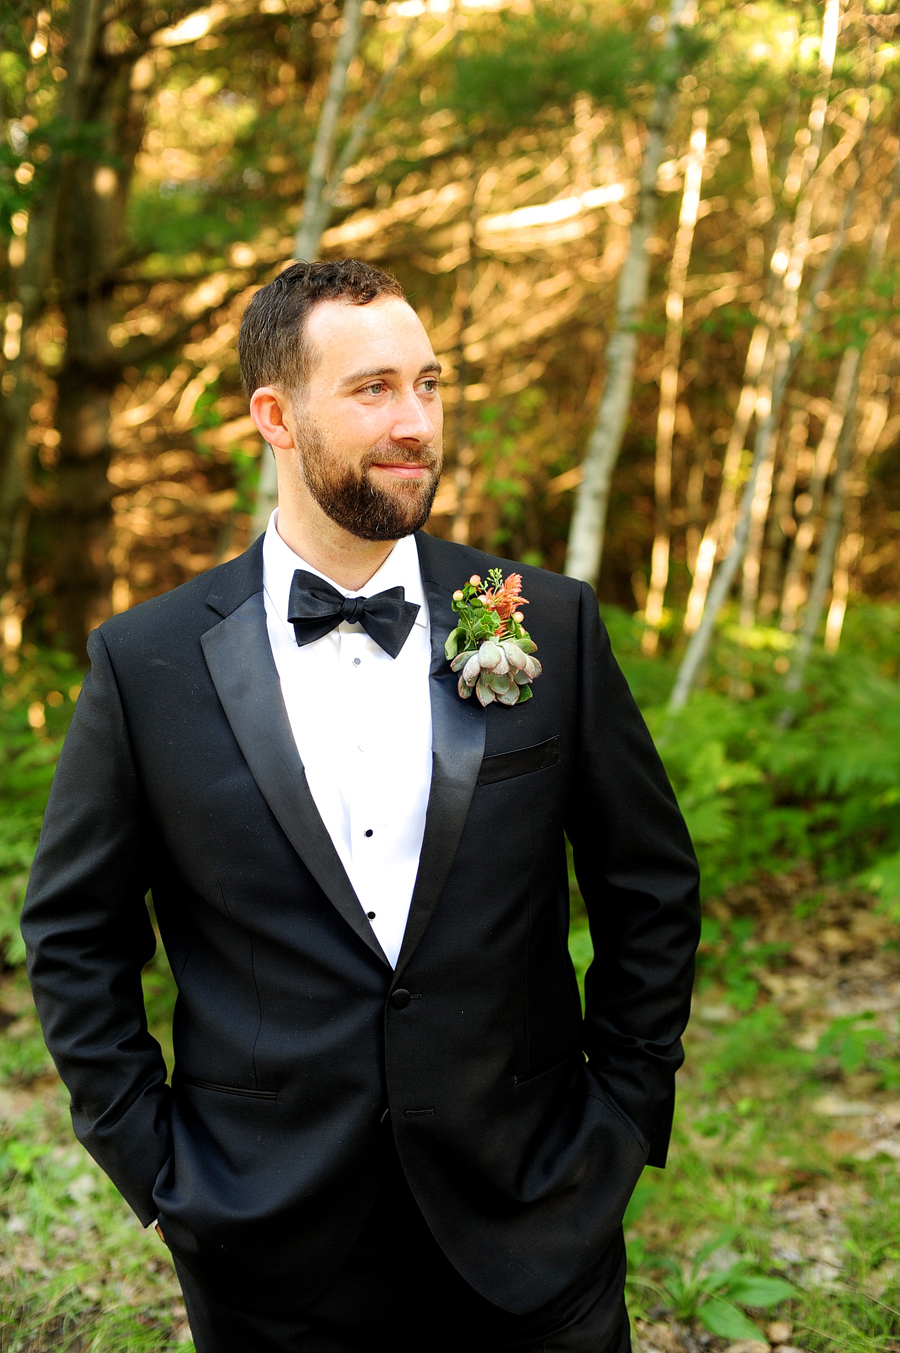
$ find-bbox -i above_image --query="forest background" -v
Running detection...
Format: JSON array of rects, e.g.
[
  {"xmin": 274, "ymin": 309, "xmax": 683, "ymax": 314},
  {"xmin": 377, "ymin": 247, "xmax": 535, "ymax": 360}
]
[{"xmin": 1, "ymin": 0, "xmax": 900, "ymax": 1350}]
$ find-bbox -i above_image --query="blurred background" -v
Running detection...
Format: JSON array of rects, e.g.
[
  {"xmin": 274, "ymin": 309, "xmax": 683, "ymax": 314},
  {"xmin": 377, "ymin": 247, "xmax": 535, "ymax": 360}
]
[{"xmin": 1, "ymin": 1, "xmax": 899, "ymax": 1349}]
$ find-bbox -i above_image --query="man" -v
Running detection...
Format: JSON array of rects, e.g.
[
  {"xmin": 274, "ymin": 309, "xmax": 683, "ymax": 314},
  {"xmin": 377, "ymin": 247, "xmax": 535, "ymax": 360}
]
[{"xmin": 21, "ymin": 259, "xmax": 700, "ymax": 1352}]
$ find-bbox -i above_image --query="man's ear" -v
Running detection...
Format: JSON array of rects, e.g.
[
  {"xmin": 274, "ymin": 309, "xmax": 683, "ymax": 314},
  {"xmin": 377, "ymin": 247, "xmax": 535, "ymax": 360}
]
[{"xmin": 249, "ymin": 387, "xmax": 295, "ymax": 450}]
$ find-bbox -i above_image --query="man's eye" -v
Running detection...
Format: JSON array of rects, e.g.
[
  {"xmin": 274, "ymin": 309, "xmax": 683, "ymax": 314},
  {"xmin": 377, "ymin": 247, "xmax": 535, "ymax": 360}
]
[
  {"xmin": 420, "ymin": 379, "xmax": 440, "ymax": 393},
  {"xmin": 361, "ymin": 382, "xmax": 386, "ymax": 395}
]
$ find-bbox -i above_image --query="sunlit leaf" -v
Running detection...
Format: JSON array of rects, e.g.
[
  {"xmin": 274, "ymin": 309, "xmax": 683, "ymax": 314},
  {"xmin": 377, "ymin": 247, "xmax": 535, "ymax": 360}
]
[{"xmin": 698, "ymin": 1297, "xmax": 765, "ymax": 1339}]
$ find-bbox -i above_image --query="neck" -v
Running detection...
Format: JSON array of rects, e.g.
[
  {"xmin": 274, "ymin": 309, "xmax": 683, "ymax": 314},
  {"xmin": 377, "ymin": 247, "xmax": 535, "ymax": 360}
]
[{"xmin": 275, "ymin": 503, "xmax": 397, "ymax": 592}]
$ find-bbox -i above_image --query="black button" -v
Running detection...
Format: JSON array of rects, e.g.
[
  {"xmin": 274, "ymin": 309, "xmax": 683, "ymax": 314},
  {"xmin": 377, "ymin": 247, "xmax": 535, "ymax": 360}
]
[
  {"xmin": 390, "ymin": 988, "xmax": 411, "ymax": 1010},
  {"xmin": 364, "ymin": 829, "xmax": 373, "ymax": 837},
  {"xmin": 367, "ymin": 911, "xmax": 376, "ymax": 919}
]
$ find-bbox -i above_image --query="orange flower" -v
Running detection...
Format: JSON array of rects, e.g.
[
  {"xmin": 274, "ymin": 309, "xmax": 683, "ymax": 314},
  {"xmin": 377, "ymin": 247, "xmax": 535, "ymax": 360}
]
[{"xmin": 481, "ymin": 573, "xmax": 529, "ymax": 622}]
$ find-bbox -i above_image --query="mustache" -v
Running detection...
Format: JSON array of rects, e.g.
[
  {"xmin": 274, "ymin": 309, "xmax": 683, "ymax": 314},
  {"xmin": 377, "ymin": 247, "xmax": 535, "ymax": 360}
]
[{"xmin": 360, "ymin": 442, "xmax": 442, "ymax": 473}]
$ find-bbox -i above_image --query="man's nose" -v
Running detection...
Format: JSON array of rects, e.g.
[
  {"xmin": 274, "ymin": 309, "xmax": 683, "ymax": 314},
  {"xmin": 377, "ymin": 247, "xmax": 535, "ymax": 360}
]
[{"xmin": 390, "ymin": 388, "xmax": 439, "ymax": 445}]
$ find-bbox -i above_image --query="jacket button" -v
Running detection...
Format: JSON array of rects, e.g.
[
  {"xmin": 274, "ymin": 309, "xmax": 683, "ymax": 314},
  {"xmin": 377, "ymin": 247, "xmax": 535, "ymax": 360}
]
[{"xmin": 389, "ymin": 988, "xmax": 411, "ymax": 1010}]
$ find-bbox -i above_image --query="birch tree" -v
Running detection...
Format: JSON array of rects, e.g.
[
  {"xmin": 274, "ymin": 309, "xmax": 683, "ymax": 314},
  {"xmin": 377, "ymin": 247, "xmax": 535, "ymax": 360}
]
[
  {"xmin": 642, "ymin": 105, "xmax": 707, "ymax": 654},
  {"xmin": 668, "ymin": 0, "xmax": 844, "ymax": 710},
  {"xmin": 779, "ymin": 146, "xmax": 900, "ymax": 707},
  {"xmin": 565, "ymin": 0, "xmax": 692, "ymax": 585},
  {"xmin": 252, "ymin": 0, "xmax": 365, "ymax": 535}
]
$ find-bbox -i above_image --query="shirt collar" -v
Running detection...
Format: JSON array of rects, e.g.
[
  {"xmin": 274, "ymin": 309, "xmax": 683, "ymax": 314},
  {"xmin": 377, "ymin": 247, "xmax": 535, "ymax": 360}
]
[{"xmin": 262, "ymin": 510, "xmax": 429, "ymax": 631}]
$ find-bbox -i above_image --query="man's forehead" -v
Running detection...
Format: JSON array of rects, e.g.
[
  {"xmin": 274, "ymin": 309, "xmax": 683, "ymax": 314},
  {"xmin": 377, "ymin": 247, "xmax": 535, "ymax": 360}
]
[{"xmin": 304, "ymin": 295, "xmax": 434, "ymax": 365}]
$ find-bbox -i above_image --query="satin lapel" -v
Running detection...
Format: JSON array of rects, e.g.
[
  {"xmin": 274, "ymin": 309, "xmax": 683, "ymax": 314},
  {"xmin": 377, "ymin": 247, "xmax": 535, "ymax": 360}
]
[
  {"xmin": 395, "ymin": 536, "xmax": 486, "ymax": 976},
  {"xmin": 201, "ymin": 591, "xmax": 389, "ymax": 967}
]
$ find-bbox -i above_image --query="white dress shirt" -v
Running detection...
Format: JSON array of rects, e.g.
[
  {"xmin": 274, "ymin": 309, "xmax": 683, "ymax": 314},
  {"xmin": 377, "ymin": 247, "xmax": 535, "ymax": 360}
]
[{"xmin": 262, "ymin": 511, "xmax": 433, "ymax": 968}]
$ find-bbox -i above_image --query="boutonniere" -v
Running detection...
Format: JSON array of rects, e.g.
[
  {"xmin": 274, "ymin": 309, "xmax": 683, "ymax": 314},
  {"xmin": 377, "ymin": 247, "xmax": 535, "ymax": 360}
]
[{"xmin": 444, "ymin": 568, "xmax": 542, "ymax": 707}]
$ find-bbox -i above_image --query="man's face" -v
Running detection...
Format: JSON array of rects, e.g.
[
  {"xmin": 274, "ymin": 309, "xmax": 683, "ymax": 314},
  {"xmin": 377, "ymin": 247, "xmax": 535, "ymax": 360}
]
[{"xmin": 289, "ymin": 296, "xmax": 444, "ymax": 542}]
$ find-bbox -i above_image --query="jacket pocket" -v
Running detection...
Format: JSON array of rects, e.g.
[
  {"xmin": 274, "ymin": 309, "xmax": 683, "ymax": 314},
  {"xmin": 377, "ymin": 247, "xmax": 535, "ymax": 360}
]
[
  {"xmin": 180, "ymin": 1076, "xmax": 278, "ymax": 1101},
  {"xmin": 478, "ymin": 735, "xmax": 560, "ymax": 786},
  {"xmin": 513, "ymin": 1047, "xmax": 580, "ymax": 1087}
]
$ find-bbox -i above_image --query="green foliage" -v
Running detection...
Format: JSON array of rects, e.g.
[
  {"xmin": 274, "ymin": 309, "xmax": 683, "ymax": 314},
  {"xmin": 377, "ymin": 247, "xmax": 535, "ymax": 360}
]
[
  {"xmin": 632, "ymin": 1231, "xmax": 795, "ymax": 1339},
  {"xmin": 449, "ymin": 3, "xmax": 639, "ymax": 129},
  {"xmin": 816, "ymin": 1012, "xmax": 900, "ymax": 1091},
  {"xmin": 613, "ymin": 604, "xmax": 900, "ymax": 898},
  {"xmin": 696, "ymin": 916, "xmax": 789, "ymax": 1011},
  {"xmin": 0, "ymin": 648, "xmax": 81, "ymax": 967}
]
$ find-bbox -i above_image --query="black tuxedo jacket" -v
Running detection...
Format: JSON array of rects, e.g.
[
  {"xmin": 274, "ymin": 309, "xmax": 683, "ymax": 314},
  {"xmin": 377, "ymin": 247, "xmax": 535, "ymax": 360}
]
[{"xmin": 21, "ymin": 531, "xmax": 699, "ymax": 1315}]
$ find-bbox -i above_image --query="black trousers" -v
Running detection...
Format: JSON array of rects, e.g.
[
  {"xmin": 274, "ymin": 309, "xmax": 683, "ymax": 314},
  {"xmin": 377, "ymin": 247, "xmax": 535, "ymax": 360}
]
[{"xmin": 173, "ymin": 1133, "xmax": 632, "ymax": 1353}]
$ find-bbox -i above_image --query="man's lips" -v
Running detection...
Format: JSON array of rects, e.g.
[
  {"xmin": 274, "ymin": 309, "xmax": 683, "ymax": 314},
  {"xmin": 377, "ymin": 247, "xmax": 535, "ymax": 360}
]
[{"xmin": 371, "ymin": 462, "xmax": 431, "ymax": 478}]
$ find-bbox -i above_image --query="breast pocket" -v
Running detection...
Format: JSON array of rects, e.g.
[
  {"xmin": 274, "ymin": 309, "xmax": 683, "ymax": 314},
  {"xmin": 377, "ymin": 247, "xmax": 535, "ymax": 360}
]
[{"xmin": 477, "ymin": 735, "xmax": 560, "ymax": 786}]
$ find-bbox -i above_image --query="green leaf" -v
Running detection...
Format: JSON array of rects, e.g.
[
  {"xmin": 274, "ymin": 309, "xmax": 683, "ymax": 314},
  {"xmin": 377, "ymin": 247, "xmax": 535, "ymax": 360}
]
[
  {"xmin": 475, "ymin": 677, "xmax": 495, "ymax": 706},
  {"xmin": 725, "ymin": 1276, "xmax": 795, "ymax": 1307},
  {"xmin": 698, "ymin": 1297, "xmax": 765, "ymax": 1340},
  {"xmin": 444, "ymin": 627, "xmax": 463, "ymax": 660},
  {"xmin": 517, "ymin": 684, "xmax": 533, "ymax": 702}
]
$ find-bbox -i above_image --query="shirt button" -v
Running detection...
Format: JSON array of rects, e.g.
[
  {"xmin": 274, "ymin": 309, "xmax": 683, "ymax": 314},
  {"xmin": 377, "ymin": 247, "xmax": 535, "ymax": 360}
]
[
  {"xmin": 367, "ymin": 911, "xmax": 376, "ymax": 920},
  {"xmin": 365, "ymin": 829, "xmax": 373, "ymax": 838},
  {"xmin": 353, "ymin": 657, "xmax": 361, "ymax": 666}
]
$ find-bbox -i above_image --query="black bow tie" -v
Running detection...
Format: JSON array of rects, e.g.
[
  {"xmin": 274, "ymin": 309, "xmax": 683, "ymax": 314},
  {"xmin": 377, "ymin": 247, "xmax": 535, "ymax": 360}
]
[{"xmin": 287, "ymin": 569, "xmax": 420, "ymax": 659}]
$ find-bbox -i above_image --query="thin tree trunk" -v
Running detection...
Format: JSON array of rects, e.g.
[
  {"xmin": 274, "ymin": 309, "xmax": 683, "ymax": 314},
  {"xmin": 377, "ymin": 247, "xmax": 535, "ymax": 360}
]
[
  {"xmin": 450, "ymin": 179, "xmax": 477, "ymax": 545},
  {"xmin": 253, "ymin": 0, "xmax": 367, "ymax": 536},
  {"xmin": 323, "ymin": 13, "xmax": 419, "ymax": 214},
  {"xmin": 779, "ymin": 141, "xmax": 900, "ymax": 706},
  {"xmin": 757, "ymin": 403, "xmax": 805, "ymax": 620},
  {"xmin": 680, "ymin": 0, "xmax": 846, "ymax": 638},
  {"xmin": 779, "ymin": 369, "xmax": 859, "ymax": 707},
  {"xmin": 565, "ymin": 0, "xmax": 690, "ymax": 585},
  {"xmin": 738, "ymin": 428, "xmax": 777, "ymax": 628},
  {"xmin": 642, "ymin": 106, "xmax": 707, "ymax": 655},
  {"xmin": 294, "ymin": 0, "xmax": 365, "ymax": 262},
  {"xmin": 682, "ymin": 319, "xmax": 774, "ymax": 634},
  {"xmin": 779, "ymin": 345, "xmax": 859, "ymax": 629},
  {"xmin": 669, "ymin": 0, "xmax": 844, "ymax": 710},
  {"xmin": 823, "ymin": 497, "xmax": 861, "ymax": 654}
]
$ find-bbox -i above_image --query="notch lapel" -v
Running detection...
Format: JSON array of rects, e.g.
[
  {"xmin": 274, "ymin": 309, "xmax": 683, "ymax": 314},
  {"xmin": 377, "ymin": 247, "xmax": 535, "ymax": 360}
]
[
  {"xmin": 395, "ymin": 535, "xmax": 486, "ymax": 976},
  {"xmin": 201, "ymin": 578, "xmax": 389, "ymax": 968}
]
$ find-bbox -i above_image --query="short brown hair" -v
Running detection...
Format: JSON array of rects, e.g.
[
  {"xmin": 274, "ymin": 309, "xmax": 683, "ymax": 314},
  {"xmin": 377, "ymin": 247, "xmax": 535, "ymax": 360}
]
[{"xmin": 237, "ymin": 259, "xmax": 407, "ymax": 397}]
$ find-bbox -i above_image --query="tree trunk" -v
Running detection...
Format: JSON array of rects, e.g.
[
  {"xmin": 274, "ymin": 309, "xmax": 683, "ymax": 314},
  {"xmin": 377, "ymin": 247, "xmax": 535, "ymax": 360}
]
[
  {"xmin": 668, "ymin": 0, "xmax": 844, "ymax": 710},
  {"xmin": 450, "ymin": 179, "xmax": 478, "ymax": 546},
  {"xmin": 253, "ymin": 0, "xmax": 367, "ymax": 536},
  {"xmin": 565, "ymin": 0, "xmax": 690, "ymax": 586},
  {"xmin": 779, "ymin": 345, "xmax": 859, "ymax": 629},
  {"xmin": 779, "ymin": 362, "xmax": 859, "ymax": 709},
  {"xmin": 682, "ymin": 320, "xmax": 772, "ymax": 634},
  {"xmin": 738, "ymin": 428, "xmax": 777, "ymax": 628},
  {"xmin": 642, "ymin": 106, "xmax": 707, "ymax": 654},
  {"xmin": 0, "ymin": 0, "xmax": 104, "ymax": 596},
  {"xmin": 38, "ymin": 18, "xmax": 153, "ymax": 653},
  {"xmin": 757, "ymin": 402, "xmax": 804, "ymax": 621}
]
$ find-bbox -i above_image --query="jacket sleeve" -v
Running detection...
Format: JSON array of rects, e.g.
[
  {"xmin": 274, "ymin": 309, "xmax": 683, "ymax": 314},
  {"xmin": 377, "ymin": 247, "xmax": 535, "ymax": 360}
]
[
  {"xmin": 20, "ymin": 628, "xmax": 171, "ymax": 1224},
  {"xmin": 565, "ymin": 582, "xmax": 701, "ymax": 1167}
]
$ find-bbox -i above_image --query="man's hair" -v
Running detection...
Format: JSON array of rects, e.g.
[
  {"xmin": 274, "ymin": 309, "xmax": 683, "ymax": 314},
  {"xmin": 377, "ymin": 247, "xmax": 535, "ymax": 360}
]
[{"xmin": 237, "ymin": 258, "xmax": 407, "ymax": 397}]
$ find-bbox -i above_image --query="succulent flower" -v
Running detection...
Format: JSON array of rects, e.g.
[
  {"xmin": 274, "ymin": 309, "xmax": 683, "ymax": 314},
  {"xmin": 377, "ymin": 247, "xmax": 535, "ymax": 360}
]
[{"xmin": 445, "ymin": 567, "xmax": 541, "ymax": 706}]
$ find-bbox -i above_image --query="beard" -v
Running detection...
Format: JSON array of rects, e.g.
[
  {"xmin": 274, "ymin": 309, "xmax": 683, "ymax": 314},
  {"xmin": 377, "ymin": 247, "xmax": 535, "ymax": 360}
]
[{"xmin": 294, "ymin": 416, "xmax": 443, "ymax": 542}]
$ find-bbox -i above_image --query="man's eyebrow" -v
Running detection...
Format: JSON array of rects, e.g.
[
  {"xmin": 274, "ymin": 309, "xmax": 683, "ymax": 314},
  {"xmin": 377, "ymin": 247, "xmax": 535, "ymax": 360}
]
[{"xmin": 339, "ymin": 362, "xmax": 443, "ymax": 389}]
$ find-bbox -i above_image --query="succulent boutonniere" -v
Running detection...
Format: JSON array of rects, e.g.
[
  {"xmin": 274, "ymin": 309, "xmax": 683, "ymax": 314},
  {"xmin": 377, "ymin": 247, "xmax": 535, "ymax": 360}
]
[{"xmin": 444, "ymin": 568, "xmax": 542, "ymax": 707}]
